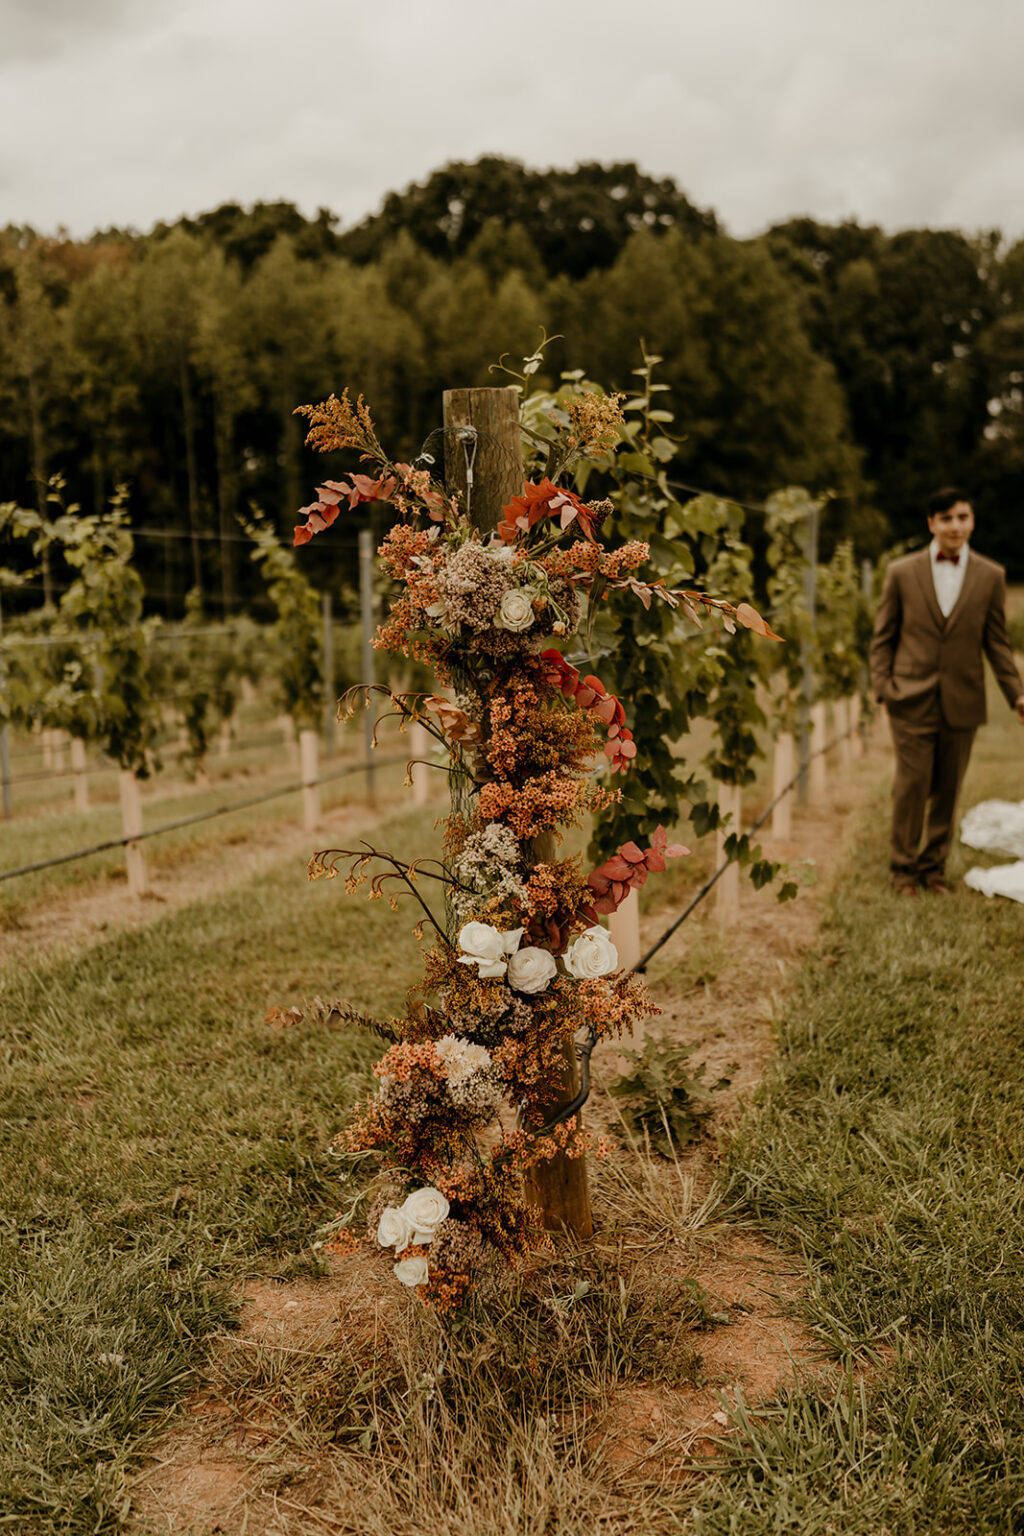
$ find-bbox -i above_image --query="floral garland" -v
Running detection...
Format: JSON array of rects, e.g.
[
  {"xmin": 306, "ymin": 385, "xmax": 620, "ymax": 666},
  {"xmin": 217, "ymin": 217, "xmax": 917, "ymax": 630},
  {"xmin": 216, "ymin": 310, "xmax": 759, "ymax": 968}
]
[{"xmin": 287, "ymin": 389, "xmax": 779, "ymax": 1312}]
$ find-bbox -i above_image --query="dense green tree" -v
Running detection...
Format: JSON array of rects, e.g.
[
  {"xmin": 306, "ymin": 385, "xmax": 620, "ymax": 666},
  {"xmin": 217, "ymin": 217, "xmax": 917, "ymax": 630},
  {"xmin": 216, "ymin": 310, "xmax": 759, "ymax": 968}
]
[
  {"xmin": 765, "ymin": 218, "xmax": 995, "ymax": 545},
  {"xmin": 557, "ymin": 228, "xmax": 863, "ymax": 529},
  {"xmin": 67, "ymin": 244, "xmax": 144, "ymax": 511},
  {"xmin": 0, "ymin": 244, "xmax": 75, "ymax": 602},
  {"xmin": 339, "ymin": 157, "xmax": 718, "ymax": 278},
  {"xmin": 157, "ymin": 200, "xmax": 341, "ymax": 269},
  {"xmin": 6, "ymin": 154, "xmax": 1024, "ymax": 622}
]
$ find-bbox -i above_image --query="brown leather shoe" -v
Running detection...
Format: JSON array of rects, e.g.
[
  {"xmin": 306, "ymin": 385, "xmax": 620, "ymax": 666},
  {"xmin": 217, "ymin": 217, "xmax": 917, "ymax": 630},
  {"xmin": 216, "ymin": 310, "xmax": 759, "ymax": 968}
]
[
  {"xmin": 892, "ymin": 881, "xmax": 918, "ymax": 898},
  {"xmin": 922, "ymin": 877, "xmax": 954, "ymax": 895}
]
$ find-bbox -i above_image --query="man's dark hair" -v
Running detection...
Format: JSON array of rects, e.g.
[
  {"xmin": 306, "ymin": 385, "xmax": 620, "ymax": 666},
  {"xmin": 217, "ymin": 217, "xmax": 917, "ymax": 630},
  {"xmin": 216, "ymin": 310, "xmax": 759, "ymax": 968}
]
[{"xmin": 928, "ymin": 486, "xmax": 971, "ymax": 516}]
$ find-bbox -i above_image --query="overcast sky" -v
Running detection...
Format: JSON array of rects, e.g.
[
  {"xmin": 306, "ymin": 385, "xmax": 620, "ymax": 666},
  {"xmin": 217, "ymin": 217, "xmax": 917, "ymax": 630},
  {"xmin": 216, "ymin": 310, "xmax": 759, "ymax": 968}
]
[{"xmin": 3, "ymin": 0, "xmax": 1023, "ymax": 243}]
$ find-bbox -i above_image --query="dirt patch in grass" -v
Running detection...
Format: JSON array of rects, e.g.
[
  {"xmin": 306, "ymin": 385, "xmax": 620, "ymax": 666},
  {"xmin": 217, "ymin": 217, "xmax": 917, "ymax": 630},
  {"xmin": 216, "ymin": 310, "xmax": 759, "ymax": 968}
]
[
  {"xmin": 132, "ymin": 1253, "xmax": 385, "ymax": 1536},
  {"xmin": 131, "ymin": 734, "xmax": 889, "ymax": 1534},
  {"xmin": 592, "ymin": 1231, "xmax": 824, "ymax": 1478}
]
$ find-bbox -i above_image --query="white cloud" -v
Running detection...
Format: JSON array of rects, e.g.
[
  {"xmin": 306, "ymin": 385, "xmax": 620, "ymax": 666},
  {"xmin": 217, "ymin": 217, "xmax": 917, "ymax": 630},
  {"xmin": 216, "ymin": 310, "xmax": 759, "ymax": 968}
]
[{"xmin": 2, "ymin": 0, "xmax": 1023, "ymax": 240}]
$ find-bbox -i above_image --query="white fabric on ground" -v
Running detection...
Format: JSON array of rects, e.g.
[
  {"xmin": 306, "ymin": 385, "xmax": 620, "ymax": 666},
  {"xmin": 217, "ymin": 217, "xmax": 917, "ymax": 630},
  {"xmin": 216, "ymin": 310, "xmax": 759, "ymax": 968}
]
[
  {"xmin": 960, "ymin": 798, "xmax": 1024, "ymax": 902},
  {"xmin": 960, "ymin": 799, "xmax": 1024, "ymax": 859},
  {"xmin": 963, "ymin": 862, "xmax": 1024, "ymax": 902}
]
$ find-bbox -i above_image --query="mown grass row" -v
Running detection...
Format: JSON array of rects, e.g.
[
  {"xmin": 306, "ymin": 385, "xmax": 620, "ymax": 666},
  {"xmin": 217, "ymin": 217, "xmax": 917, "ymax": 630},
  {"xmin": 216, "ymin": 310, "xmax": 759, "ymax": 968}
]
[
  {"xmin": 3, "ymin": 690, "xmax": 1021, "ymax": 1533},
  {"xmin": 692, "ymin": 742, "xmax": 1024, "ymax": 1533},
  {"xmin": 0, "ymin": 808, "xmax": 435, "ymax": 1531}
]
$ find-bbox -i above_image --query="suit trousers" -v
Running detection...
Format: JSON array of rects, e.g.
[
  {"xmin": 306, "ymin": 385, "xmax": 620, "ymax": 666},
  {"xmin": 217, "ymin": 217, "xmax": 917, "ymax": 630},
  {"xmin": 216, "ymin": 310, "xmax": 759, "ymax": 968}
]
[{"xmin": 887, "ymin": 698, "xmax": 975, "ymax": 883}]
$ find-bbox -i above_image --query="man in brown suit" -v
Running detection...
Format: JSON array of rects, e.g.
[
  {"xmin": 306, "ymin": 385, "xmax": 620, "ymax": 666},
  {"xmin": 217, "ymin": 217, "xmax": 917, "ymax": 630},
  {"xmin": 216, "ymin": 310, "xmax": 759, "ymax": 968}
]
[{"xmin": 869, "ymin": 488, "xmax": 1024, "ymax": 896}]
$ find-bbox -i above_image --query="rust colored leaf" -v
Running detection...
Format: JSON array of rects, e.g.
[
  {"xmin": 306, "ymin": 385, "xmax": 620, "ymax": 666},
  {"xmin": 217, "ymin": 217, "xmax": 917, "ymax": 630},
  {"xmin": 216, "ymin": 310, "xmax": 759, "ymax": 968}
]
[{"xmin": 734, "ymin": 601, "xmax": 784, "ymax": 642}]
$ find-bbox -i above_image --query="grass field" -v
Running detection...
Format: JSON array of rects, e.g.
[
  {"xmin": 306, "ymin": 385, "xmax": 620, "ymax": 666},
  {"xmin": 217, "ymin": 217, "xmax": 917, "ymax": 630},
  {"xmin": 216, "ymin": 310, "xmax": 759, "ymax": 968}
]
[{"xmin": 0, "ymin": 679, "xmax": 1022, "ymax": 1533}]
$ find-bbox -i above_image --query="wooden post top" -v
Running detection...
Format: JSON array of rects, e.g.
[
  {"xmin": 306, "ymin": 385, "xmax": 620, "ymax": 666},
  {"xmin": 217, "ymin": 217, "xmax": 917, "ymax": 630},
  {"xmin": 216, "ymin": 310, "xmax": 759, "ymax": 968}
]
[{"xmin": 442, "ymin": 386, "xmax": 523, "ymax": 535}]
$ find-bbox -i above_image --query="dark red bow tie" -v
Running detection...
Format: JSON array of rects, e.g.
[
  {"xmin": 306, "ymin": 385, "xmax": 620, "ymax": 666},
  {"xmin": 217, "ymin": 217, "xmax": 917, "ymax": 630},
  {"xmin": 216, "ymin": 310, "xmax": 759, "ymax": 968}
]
[{"xmin": 936, "ymin": 551, "xmax": 960, "ymax": 565}]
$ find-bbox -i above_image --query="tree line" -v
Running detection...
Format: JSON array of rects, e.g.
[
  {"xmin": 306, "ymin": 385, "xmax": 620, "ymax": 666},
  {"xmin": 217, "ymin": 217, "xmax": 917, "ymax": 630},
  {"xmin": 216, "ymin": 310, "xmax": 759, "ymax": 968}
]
[{"xmin": 2, "ymin": 156, "xmax": 1022, "ymax": 619}]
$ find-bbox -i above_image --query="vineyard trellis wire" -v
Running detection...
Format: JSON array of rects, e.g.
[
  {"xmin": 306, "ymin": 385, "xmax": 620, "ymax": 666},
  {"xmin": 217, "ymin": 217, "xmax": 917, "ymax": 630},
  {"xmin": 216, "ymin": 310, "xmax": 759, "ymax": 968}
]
[{"xmin": 0, "ymin": 753, "xmax": 408, "ymax": 885}]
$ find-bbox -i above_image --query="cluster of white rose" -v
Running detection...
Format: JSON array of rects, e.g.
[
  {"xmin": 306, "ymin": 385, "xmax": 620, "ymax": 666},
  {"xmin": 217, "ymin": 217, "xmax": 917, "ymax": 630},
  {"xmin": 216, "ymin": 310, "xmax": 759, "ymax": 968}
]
[
  {"xmin": 457, "ymin": 920, "xmax": 618, "ymax": 992},
  {"xmin": 376, "ymin": 1185, "xmax": 450, "ymax": 1287}
]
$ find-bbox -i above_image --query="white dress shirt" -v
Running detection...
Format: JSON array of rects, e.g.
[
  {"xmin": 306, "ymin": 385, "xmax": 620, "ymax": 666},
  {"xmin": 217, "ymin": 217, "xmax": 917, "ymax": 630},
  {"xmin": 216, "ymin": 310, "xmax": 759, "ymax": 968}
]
[{"xmin": 929, "ymin": 539, "xmax": 969, "ymax": 619}]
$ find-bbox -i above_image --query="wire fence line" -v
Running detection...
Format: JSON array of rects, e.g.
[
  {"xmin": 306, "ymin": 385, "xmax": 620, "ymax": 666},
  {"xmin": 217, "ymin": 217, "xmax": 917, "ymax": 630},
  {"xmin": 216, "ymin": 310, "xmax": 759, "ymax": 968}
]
[
  {"xmin": 634, "ymin": 721, "xmax": 859, "ymax": 973},
  {"xmin": 2, "ymin": 719, "xmax": 861, "ymax": 897},
  {"xmin": 0, "ymin": 753, "xmax": 408, "ymax": 886}
]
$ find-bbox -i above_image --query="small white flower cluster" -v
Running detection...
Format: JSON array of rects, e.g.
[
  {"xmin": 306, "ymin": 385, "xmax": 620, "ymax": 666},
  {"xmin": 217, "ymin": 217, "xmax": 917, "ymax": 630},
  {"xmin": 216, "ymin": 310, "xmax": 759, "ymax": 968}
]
[
  {"xmin": 457, "ymin": 921, "xmax": 618, "ymax": 993},
  {"xmin": 377, "ymin": 1185, "xmax": 450, "ymax": 1287},
  {"xmin": 426, "ymin": 539, "xmax": 545, "ymax": 638},
  {"xmin": 435, "ymin": 1033, "xmax": 502, "ymax": 1114},
  {"xmin": 435, "ymin": 1032, "xmax": 491, "ymax": 1085},
  {"xmin": 450, "ymin": 821, "xmax": 529, "ymax": 923}
]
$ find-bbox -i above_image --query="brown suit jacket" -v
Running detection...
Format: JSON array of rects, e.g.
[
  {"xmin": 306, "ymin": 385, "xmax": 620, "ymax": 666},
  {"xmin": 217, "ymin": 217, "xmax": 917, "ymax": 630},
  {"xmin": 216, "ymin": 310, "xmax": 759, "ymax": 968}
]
[{"xmin": 869, "ymin": 547, "xmax": 1023, "ymax": 729}]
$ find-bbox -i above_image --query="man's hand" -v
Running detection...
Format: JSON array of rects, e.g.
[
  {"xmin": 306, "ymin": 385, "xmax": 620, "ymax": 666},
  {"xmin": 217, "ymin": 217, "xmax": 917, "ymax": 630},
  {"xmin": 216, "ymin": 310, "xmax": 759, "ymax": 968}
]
[{"xmin": 1015, "ymin": 694, "xmax": 1024, "ymax": 723}]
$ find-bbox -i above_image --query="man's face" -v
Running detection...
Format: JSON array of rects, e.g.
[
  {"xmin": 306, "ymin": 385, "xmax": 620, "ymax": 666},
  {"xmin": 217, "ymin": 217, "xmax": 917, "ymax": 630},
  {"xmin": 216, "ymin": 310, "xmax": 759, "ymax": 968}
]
[{"xmin": 928, "ymin": 501, "xmax": 974, "ymax": 556}]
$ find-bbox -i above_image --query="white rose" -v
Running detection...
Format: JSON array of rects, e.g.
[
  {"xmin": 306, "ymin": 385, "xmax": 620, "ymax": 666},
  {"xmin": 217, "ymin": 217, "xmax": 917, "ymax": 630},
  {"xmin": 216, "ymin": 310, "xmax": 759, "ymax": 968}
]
[
  {"xmin": 496, "ymin": 589, "xmax": 535, "ymax": 632},
  {"xmin": 376, "ymin": 1205, "xmax": 414, "ymax": 1251},
  {"xmin": 457, "ymin": 922, "xmax": 523, "ymax": 978},
  {"xmin": 394, "ymin": 1254, "xmax": 429, "ymax": 1287},
  {"xmin": 563, "ymin": 925, "xmax": 619, "ymax": 980},
  {"xmin": 424, "ymin": 599, "xmax": 448, "ymax": 621},
  {"xmin": 401, "ymin": 1186, "xmax": 450, "ymax": 1242},
  {"xmin": 507, "ymin": 945, "xmax": 557, "ymax": 994}
]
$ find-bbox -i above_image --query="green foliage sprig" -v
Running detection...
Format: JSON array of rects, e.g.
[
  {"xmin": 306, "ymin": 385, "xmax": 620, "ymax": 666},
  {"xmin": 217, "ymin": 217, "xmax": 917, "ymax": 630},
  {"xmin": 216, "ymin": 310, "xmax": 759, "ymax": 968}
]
[
  {"xmin": 607, "ymin": 1033, "xmax": 724, "ymax": 1156},
  {"xmin": 815, "ymin": 539, "xmax": 869, "ymax": 701},
  {"xmin": 518, "ymin": 346, "xmax": 790, "ymax": 896},
  {"xmin": 763, "ymin": 487, "xmax": 818, "ymax": 732},
  {"xmin": 241, "ymin": 510, "xmax": 323, "ymax": 727},
  {"xmin": 15, "ymin": 481, "xmax": 156, "ymax": 775}
]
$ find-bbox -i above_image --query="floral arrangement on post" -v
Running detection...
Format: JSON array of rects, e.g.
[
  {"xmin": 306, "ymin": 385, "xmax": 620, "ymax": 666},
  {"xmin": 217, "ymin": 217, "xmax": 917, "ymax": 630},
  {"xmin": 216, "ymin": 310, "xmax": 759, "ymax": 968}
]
[{"xmin": 282, "ymin": 388, "xmax": 780, "ymax": 1312}]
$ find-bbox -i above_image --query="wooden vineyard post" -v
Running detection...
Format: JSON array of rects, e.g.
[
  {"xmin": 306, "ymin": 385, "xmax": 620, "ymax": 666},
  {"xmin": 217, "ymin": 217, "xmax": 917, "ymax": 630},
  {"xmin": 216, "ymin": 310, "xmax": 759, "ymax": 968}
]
[
  {"xmin": 411, "ymin": 720, "xmax": 430, "ymax": 806},
  {"xmin": 715, "ymin": 782, "xmax": 741, "ymax": 928},
  {"xmin": 322, "ymin": 590, "xmax": 336, "ymax": 761},
  {"xmin": 279, "ymin": 712, "xmax": 300, "ymax": 773},
  {"xmin": 849, "ymin": 694, "xmax": 863, "ymax": 758},
  {"xmin": 359, "ymin": 527, "xmax": 377, "ymax": 806},
  {"xmin": 771, "ymin": 731, "xmax": 794, "ymax": 840},
  {"xmin": 609, "ymin": 886, "xmax": 641, "ymax": 973},
  {"xmin": 71, "ymin": 736, "xmax": 89, "ymax": 812},
  {"xmin": 836, "ymin": 697, "xmax": 852, "ymax": 768},
  {"xmin": 809, "ymin": 702, "xmax": 827, "ymax": 799},
  {"xmin": 796, "ymin": 500, "xmax": 819, "ymax": 805},
  {"xmin": 300, "ymin": 727, "xmax": 320, "ymax": 832},
  {"xmin": 442, "ymin": 385, "xmax": 593, "ymax": 1241},
  {"xmin": 521, "ymin": 834, "xmax": 594, "ymax": 1240},
  {"xmin": 119, "ymin": 769, "xmax": 149, "ymax": 896}
]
